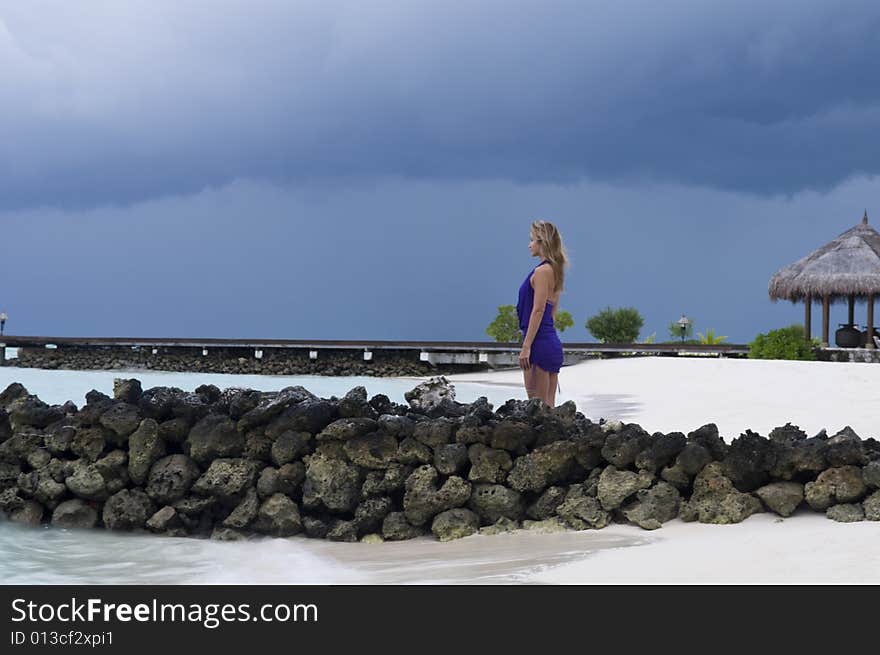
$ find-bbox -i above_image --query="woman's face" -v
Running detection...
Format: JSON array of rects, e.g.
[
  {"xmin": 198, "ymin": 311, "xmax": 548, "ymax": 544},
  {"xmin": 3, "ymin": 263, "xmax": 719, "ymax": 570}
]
[{"xmin": 528, "ymin": 232, "xmax": 540, "ymax": 257}]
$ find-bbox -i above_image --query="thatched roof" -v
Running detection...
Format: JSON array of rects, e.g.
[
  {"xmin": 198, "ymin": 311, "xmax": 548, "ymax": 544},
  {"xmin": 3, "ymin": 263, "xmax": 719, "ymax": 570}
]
[{"xmin": 769, "ymin": 212, "xmax": 880, "ymax": 301}]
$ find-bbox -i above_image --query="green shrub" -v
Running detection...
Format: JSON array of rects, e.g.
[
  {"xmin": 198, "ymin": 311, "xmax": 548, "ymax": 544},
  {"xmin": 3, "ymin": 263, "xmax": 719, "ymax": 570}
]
[
  {"xmin": 749, "ymin": 325, "xmax": 819, "ymax": 360},
  {"xmin": 586, "ymin": 306, "xmax": 644, "ymax": 343},
  {"xmin": 697, "ymin": 329, "xmax": 728, "ymax": 344},
  {"xmin": 668, "ymin": 319, "xmax": 695, "ymax": 341},
  {"xmin": 486, "ymin": 305, "xmax": 521, "ymax": 342},
  {"xmin": 554, "ymin": 310, "xmax": 574, "ymax": 333}
]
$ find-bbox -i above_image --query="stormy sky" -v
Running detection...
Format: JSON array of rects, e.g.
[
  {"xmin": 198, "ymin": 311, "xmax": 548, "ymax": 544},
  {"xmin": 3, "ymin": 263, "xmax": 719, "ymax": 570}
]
[{"xmin": 2, "ymin": 1, "xmax": 880, "ymax": 344}]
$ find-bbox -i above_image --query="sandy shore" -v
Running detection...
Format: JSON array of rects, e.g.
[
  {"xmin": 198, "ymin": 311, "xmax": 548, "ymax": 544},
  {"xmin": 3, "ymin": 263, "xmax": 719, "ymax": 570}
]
[
  {"xmin": 447, "ymin": 356, "xmax": 880, "ymax": 441},
  {"xmin": 445, "ymin": 356, "xmax": 880, "ymax": 584}
]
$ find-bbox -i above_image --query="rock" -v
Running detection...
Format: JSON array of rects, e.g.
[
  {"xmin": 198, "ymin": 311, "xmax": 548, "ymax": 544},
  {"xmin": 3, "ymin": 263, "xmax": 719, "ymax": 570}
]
[
  {"xmin": 556, "ymin": 484, "xmax": 610, "ymax": 529},
  {"xmin": 479, "ymin": 517, "xmax": 520, "ymax": 535},
  {"xmin": 405, "ymin": 376, "xmax": 456, "ymax": 416},
  {"xmin": 257, "ymin": 467, "xmax": 281, "ymax": 498},
  {"xmin": 186, "ymin": 415, "xmax": 244, "ymax": 466},
  {"xmin": 769, "ymin": 423, "xmax": 808, "ymax": 443},
  {"xmin": 170, "ymin": 392, "xmax": 210, "ymax": 423},
  {"xmin": 377, "ymin": 414, "xmax": 415, "ymax": 438},
  {"xmin": 770, "ymin": 437, "xmax": 828, "ymax": 480},
  {"xmin": 597, "ymin": 466, "xmax": 654, "ymax": 511},
  {"xmin": 434, "ymin": 443, "xmax": 468, "ymax": 476},
  {"xmin": 621, "ymin": 482, "xmax": 681, "ymax": 530},
  {"xmin": 253, "ymin": 493, "xmax": 302, "ymax": 536},
  {"xmin": 70, "ymin": 426, "xmax": 108, "ymax": 462},
  {"xmin": 270, "ymin": 431, "xmax": 312, "ymax": 466},
  {"xmin": 382, "ymin": 512, "xmax": 425, "ymax": 541},
  {"xmin": 490, "ymin": 419, "xmax": 536, "ymax": 454},
  {"xmin": 526, "ymin": 486, "xmax": 567, "ymax": 520},
  {"xmin": 138, "ymin": 387, "xmax": 179, "ymax": 422},
  {"xmin": 721, "ymin": 430, "xmax": 776, "ymax": 492},
  {"xmin": 316, "ymin": 418, "xmax": 378, "ymax": 442},
  {"xmin": 368, "ymin": 394, "xmax": 393, "ymax": 417},
  {"xmin": 222, "ymin": 487, "xmax": 260, "ymax": 529},
  {"xmin": 804, "ymin": 466, "xmax": 867, "ymax": 510},
  {"xmin": 191, "ymin": 458, "xmax": 259, "ymax": 506},
  {"xmin": 343, "ymin": 433, "xmax": 399, "ymax": 469},
  {"xmin": 826, "ymin": 503, "xmax": 865, "ymax": 523},
  {"xmin": 825, "ymin": 427, "xmax": 867, "ymax": 467},
  {"xmin": 468, "ymin": 484, "xmax": 524, "ymax": 523},
  {"xmin": 397, "ymin": 438, "xmax": 433, "ymax": 465},
  {"xmin": 354, "ymin": 497, "xmax": 393, "ymax": 535},
  {"xmin": 146, "ymin": 506, "xmax": 183, "ymax": 532},
  {"xmin": 301, "ymin": 454, "xmax": 361, "ymax": 513},
  {"xmin": 431, "ymin": 508, "xmax": 480, "ymax": 541},
  {"xmin": 99, "ymin": 402, "xmax": 143, "ymax": 442},
  {"xmin": 259, "ymin": 399, "xmax": 337, "ymax": 436},
  {"xmin": 467, "ymin": 444, "xmax": 513, "ymax": 484},
  {"xmin": 211, "ymin": 527, "xmax": 248, "ymax": 541},
  {"xmin": 506, "ymin": 441, "xmax": 577, "ymax": 493},
  {"xmin": 755, "ymin": 482, "xmax": 804, "ymax": 517},
  {"xmin": 32, "ymin": 473, "xmax": 67, "ymax": 509},
  {"xmin": 864, "ymin": 490, "xmax": 880, "ymax": 521},
  {"xmin": 361, "ymin": 466, "xmax": 410, "ymax": 498},
  {"xmin": 65, "ymin": 463, "xmax": 109, "ymax": 501},
  {"xmin": 413, "ymin": 418, "xmax": 456, "ymax": 449},
  {"xmin": 103, "ymin": 489, "xmax": 156, "ymax": 530},
  {"xmin": 0, "ymin": 461, "xmax": 21, "ymax": 490},
  {"xmin": 113, "ymin": 379, "xmax": 143, "ymax": 405},
  {"xmin": 51, "ymin": 499, "xmax": 98, "ymax": 529},
  {"xmin": 303, "ymin": 516, "xmax": 330, "ymax": 539},
  {"xmin": 158, "ymin": 418, "xmax": 191, "ymax": 444},
  {"xmin": 44, "ymin": 424, "xmax": 76, "ymax": 456},
  {"xmin": 0, "ymin": 382, "xmax": 29, "ymax": 410},
  {"xmin": 679, "ymin": 462, "xmax": 762, "ymax": 524},
  {"xmin": 338, "ymin": 386, "xmax": 377, "ymax": 419},
  {"xmin": 277, "ymin": 462, "xmax": 305, "ymax": 497},
  {"xmin": 455, "ymin": 416, "xmax": 493, "ymax": 446},
  {"xmin": 10, "ymin": 500, "xmax": 44, "ymax": 526},
  {"xmin": 26, "ymin": 448, "xmax": 51, "ymax": 470},
  {"xmin": 0, "ymin": 432, "xmax": 42, "ymax": 465},
  {"xmin": 326, "ymin": 519, "xmax": 358, "ymax": 542},
  {"xmin": 146, "ymin": 455, "xmax": 201, "ymax": 504},
  {"xmin": 862, "ymin": 461, "xmax": 880, "ymax": 489},
  {"xmin": 522, "ymin": 517, "xmax": 570, "ymax": 533},
  {"xmin": 128, "ymin": 419, "xmax": 166, "ymax": 486},
  {"xmin": 244, "ymin": 429, "xmax": 274, "ymax": 462},
  {"xmin": 7, "ymin": 396, "xmax": 64, "ymax": 430},
  {"xmin": 226, "ymin": 389, "xmax": 263, "ymax": 420},
  {"xmin": 635, "ymin": 432, "xmax": 687, "ymax": 472},
  {"xmin": 687, "ymin": 423, "xmax": 728, "ymax": 460},
  {"xmin": 194, "ymin": 384, "xmax": 221, "ymax": 405},
  {"xmin": 403, "ymin": 465, "xmax": 471, "ymax": 526},
  {"xmin": 360, "ymin": 533, "xmax": 385, "ymax": 544},
  {"xmin": 601, "ymin": 424, "xmax": 652, "ymax": 468}
]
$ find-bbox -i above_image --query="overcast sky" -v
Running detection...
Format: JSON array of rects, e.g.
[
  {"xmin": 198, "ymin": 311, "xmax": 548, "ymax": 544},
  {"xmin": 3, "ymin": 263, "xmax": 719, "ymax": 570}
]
[{"xmin": 2, "ymin": 1, "xmax": 880, "ymax": 343}]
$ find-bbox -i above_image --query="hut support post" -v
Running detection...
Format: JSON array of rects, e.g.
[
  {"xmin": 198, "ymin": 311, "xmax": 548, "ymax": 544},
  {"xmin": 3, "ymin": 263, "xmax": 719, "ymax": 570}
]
[
  {"xmin": 805, "ymin": 295, "xmax": 812, "ymax": 341},
  {"xmin": 848, "ymin": 295, "xmax": 855, "ymax": 325},
  {"xmin": 869, "ymin": 294, "xmax": 875, "ymax": 349},
  {"xmin": 822, "ymin": 296, "xmax": 830, "ymax": 346}
]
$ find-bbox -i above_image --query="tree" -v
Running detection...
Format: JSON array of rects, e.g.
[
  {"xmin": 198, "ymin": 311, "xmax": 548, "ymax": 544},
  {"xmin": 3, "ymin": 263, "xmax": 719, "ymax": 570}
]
[
  {"xmin": 554, "ymin": 310, "xmax": 574, "ymax": 333},
  {"xmin": 586, "ymin": 306, "xmax": 644, "ymax": 343},
  {"xmin": 486, "ymin": 305, "xmax": 522, "ymax": 342}
]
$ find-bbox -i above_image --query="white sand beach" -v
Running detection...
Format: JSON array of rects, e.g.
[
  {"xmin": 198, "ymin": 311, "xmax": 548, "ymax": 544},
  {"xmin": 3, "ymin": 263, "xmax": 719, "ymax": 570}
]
[
  {"xmin": 2, "ymin": 356, "xmax": 879, "ymax": 585},
  {"xmin": 446, "ymin": 356, "xmax": 880, "ymax": 584}
]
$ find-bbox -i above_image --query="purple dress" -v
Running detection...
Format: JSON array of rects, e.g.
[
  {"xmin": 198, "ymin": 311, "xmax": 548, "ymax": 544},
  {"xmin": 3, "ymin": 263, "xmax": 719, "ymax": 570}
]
[{"xmin": 516, "ymin": 260, "xmax": 564, "ymax": 373}]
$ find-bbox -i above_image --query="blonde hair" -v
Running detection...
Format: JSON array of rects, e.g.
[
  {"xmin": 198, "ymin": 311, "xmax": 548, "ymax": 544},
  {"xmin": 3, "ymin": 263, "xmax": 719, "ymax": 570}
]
[{"xmin": 530, "ymin": 219, "xmax": 569, "ymax": 294}]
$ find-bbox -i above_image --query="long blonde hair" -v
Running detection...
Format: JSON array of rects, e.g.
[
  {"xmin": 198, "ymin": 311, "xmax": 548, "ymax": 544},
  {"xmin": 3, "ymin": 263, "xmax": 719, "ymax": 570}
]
[{"xmin": 531, "ymin": 219, "xmax": 569, "ymax": 294}]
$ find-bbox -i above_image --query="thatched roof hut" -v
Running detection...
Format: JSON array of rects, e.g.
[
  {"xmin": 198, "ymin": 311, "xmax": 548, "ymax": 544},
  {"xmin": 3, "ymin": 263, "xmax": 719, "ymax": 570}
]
[{"xmin": 768, "ymin": 212, "xmax": 880, "ymax": 347}]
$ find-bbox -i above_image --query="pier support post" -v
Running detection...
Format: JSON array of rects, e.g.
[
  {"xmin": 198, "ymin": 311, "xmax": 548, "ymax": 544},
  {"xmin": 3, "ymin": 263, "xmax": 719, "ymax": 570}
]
[{"xmin": 868, "ymin": 294, "xmax": 875, "ymax": 349}]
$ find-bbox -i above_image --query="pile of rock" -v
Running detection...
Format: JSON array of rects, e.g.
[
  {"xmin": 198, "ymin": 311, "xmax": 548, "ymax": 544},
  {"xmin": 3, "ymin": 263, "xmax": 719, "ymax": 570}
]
[
  {"xmin": 8, "ymin": 346, "xmax": 485, "ymax": 377},
  {"xmin": 1, "ymin": 377, "xmax": 878, "ymax": 542}
]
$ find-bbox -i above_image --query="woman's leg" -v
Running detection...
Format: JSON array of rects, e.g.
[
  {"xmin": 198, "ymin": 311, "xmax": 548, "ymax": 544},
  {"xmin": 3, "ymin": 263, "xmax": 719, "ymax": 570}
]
[
  {"xmin": 529, "ymin": 364, "xmax": 552, "ymax": 406},
  {"xmin": 523, "ymin": 365, "xmax": 539, "ymax": 399},
  {"xmin": 547, "ymin": 371, "xmax": 559, "ymax": 407}
]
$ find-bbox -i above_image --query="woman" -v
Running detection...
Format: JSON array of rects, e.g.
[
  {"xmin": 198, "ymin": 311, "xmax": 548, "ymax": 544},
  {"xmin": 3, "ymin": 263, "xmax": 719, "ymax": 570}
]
[{"xmin": 516, "ymin": 220, "xmax": 568, "ymax": 407}]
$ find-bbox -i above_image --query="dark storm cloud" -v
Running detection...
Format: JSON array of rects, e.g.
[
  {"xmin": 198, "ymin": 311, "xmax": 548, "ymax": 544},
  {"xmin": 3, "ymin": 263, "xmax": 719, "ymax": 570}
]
[{"xmin": 3, "ymin": 0, "xmax": 880, "ymax": 209}]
